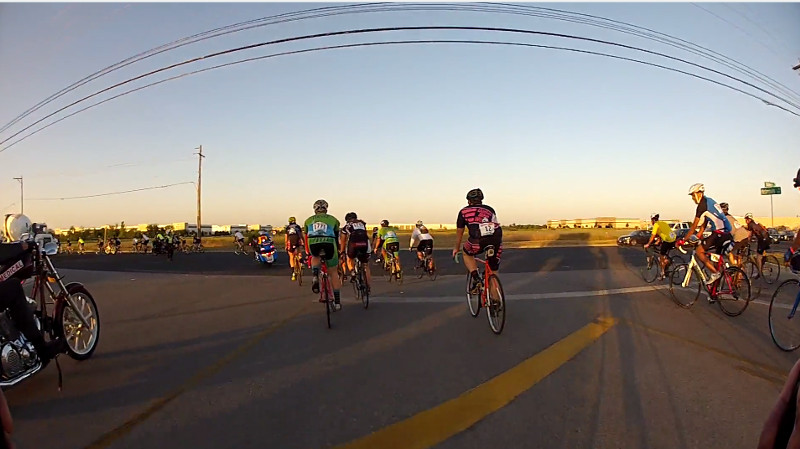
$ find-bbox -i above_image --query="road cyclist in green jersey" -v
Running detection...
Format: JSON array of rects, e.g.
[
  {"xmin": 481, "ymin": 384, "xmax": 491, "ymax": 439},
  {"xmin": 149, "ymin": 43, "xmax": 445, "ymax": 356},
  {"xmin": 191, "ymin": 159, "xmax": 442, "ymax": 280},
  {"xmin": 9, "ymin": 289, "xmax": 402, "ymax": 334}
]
[
  {"xmin": 304, "ymin": 199, "xmax": 342, "ymax": 310},
  {"xmin": 374, "ymin": 219, "xmax": 402, "ymax": 280}
]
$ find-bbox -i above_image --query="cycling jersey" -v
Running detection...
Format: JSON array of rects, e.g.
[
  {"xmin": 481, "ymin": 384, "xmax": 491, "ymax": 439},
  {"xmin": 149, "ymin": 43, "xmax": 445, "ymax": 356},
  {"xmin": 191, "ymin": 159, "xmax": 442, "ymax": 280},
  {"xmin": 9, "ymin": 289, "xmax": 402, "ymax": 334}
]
[
  {"xmin": 285, "ymin": 223, "xmax": 303, "ymax": 237},
  {"xmin": 695, "ymin": 197, "xmax": 731, "ymax": 232},
  {"xmin": 410, "ymin": 226, "xmax": 433, "ymax": 248},
  {"xmin": 342, "ymin": 219, "xmax": 369, "ymax": 243},
  {"xmin": 650, "ymin": 221, "xmax": 676, "ymax": 243},
  {"xmin": 457, "ymin": 204, "xmax": 501, "ymax": 240},
  {"xmin": 234, "ymin": 232, "xmax": 244, "ymax": 241},
  {"xmin": 377, "ymin": 226, "xmax": 400, "ymax": 245},
  {"xmin": 304, "ymin": 214, "xmax": 340, "ymax": 245},
  {"xmin": 746, "ymin": 220, "xmax": 769, "ymax": 241}
]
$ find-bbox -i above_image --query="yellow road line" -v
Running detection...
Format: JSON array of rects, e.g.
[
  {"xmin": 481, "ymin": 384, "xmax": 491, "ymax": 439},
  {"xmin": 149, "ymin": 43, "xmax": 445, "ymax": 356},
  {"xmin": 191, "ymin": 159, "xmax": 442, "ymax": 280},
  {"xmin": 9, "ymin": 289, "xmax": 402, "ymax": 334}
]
[{"xmin": 334, "ymin": 316, "xmax": 617, "ymax": 449}]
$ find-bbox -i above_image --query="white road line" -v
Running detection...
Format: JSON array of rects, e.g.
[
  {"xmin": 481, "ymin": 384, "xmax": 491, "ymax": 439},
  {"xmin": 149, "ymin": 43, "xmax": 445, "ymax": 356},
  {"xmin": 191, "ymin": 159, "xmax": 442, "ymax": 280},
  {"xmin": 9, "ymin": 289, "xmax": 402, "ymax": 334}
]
[{"xmin": 372, "ymin": 285, "xmax": 670, "ymax": 304}]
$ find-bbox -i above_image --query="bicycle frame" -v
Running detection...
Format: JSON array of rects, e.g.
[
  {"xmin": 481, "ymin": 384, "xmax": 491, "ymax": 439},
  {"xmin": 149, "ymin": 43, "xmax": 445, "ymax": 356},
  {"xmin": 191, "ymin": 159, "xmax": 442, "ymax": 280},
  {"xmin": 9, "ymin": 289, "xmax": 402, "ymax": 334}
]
[
  {"xmin": 680, "ymin": 246, "xmax": 733, "ymax": 298},
  {"xmin": 474, "ymin": 255, "xmax": 495, "ymax": 306}
]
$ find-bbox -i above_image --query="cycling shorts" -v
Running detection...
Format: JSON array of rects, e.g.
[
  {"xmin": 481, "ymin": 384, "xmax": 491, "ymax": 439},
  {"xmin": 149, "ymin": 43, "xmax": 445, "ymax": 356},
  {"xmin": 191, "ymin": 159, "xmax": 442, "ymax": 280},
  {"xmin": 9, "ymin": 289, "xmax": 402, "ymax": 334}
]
[
  {"xmin": 463, "ymin": 235, "xmax": 503, "ymax": 271},
  {"xmin": 309, "ymin": 242, "xmax": 338, "ymax": 268},
  {"xmin": 416, "ymin": 240, "xmax": 434, "ymax": 255},
  {"xmin": 347, "ymin": 241, "xmax": 371, "ymax": 263},
  {"xmin": 702, "ymin": 231, "xmax": 732, "ymax": 254},
  {"xmin": 659, "ymin": 240, "xmax": 675, "ymax": 256}
]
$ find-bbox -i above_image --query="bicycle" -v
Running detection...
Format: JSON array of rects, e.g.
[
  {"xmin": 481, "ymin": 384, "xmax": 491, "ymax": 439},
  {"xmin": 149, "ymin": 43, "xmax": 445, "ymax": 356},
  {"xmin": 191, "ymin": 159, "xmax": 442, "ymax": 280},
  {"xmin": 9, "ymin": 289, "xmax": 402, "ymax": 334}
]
[
  {"xmin": 351, "ymin": 256, "xmax": 370, "ymax": 309},
  {"xmin": 456, "ymin": 247, "xmax": 506, "ymax": 334},
  {"xmin": 234, "ymin": 240, "xmax": 247, "ymax": 255},
  {"xmin": 413, "ymin": 247, "xmax": 437, "ymax": 281},
  {"xmin": 290, "ymin": 248, "xmax": 304, "ymax": 286},
  {"xmin": 739, "ymin": 244, "xmax": 780, "ymax": 285},
  {"xmin": 669, "ymin": 241, "xmax": 751, "ymax": 316},
  {"xmin": 768, "ymin": 254, "xmax": 800, "ymax": 351},
  {"xmin": 316, "ymin": 249, "xmax": 338, "ymax": 329},
  {"xmin": 378, "ymin": 248, "xmax": 403, "ymax": 284},
  {"xmin": 641, "ymin": 243, "xmax": 684, "ymax": 283}
]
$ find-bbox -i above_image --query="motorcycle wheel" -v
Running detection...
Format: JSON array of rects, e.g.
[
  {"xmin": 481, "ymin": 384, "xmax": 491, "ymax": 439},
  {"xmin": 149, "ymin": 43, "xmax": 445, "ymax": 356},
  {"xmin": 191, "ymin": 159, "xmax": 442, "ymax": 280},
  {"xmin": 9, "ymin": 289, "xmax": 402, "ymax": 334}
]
[{"xmin": 56, "ymin": 284, "xmax": 100, "ymax": 361}]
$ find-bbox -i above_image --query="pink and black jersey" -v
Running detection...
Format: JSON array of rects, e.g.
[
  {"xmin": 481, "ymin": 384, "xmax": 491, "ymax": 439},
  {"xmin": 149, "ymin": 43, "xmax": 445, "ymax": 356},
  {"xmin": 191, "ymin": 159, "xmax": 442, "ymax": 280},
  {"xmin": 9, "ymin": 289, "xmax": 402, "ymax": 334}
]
[{"xmin": 457, "ymin": 204, "xmax": 501, "ymax": 240}]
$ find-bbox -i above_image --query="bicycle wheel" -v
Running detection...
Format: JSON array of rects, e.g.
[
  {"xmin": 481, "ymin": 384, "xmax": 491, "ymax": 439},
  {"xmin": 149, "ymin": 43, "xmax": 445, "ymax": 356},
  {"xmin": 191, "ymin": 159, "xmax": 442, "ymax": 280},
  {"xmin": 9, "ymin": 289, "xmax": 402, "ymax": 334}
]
[
  {"xmin": 761, "ymin": 255, "xmax": 781, "ymax": 285},
  {"xmin": 669, "ymin": 264, "xmax": 701, "ymax": 308},
  {"xmin": 296, "ymin": 261, "xmax": 303, "ymax": 286},
  {"xmin": 466, "ymin": 273, "xmax": 480, "ymax": 317},
  {"xmin": 716, "ymin": 267, "xmax": 750, "ymax": 317},
  {"xmin": 742, "ymin": 259, "xmax": 759, "ymax": 280},
  {"xmin": 769, "ymin": 279, "xmax": 800, "ymax": 351},
  {"xmin": 360, "ymin": 269, "xmax": 369, "ymax": 309},
  {"xmin": 323, "ymin": 275, "xmax": 332, "ymax": 329},
  {"xmin": 427, "ymin": 257, "xmax": 437, "ymax": 281},
  {"xmin": 486, "ymin": 274, "xmax": 506, "ymax": 334},
  {"xmin": 641, "ymin": 253, "xmax": 659, "ymax": 283},
  {"xmin": 668, "ymin": 255, "xmax": 685, "ymax": 273}
]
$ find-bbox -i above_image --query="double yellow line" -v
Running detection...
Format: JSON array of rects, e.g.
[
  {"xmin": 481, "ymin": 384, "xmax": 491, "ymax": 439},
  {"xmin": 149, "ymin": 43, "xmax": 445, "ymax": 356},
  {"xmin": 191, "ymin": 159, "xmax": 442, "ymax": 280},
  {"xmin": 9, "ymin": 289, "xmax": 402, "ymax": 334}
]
[{"xmin": 335, "ymin": 316, "xmax": 617, "ymax": 449}]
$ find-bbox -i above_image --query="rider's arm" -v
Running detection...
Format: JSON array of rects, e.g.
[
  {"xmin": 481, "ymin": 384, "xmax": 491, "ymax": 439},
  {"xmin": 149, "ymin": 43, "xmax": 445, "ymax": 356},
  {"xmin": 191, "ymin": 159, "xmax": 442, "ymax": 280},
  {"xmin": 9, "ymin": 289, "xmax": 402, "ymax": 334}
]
[
  {"xmin": 409, "ymin": 228, "xmax": 419, "ymax": 250},
  {"xmin": 645, "ymin": 227, "xmax": 658, "ymax": 248},
  {"xmin": 453, "ymin": 226, "xmax": 465, "ymax": 255},
  {"xmin": 683, "ymin": 216, "xmax": 702, "ymax": 241},
  {"xmin": 338, "ymin": 231, "xmax": 347, "ymax": 254}
]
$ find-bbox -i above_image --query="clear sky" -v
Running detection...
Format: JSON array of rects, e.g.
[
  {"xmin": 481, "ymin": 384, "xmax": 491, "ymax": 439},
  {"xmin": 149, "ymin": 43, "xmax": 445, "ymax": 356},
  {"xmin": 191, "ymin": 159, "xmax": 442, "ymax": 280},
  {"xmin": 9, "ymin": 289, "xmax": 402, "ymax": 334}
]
[{"xmin": 1, "ymin": 1, "xmax": 799, "ymax": 229}]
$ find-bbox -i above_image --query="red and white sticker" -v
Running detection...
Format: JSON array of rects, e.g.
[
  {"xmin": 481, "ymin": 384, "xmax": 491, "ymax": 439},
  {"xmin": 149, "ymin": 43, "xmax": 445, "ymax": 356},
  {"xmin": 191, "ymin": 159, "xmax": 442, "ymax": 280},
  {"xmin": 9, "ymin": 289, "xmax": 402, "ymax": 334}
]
[{"xmin": 0, "ymin": 260, "xmax": 24, "ymax": 282}]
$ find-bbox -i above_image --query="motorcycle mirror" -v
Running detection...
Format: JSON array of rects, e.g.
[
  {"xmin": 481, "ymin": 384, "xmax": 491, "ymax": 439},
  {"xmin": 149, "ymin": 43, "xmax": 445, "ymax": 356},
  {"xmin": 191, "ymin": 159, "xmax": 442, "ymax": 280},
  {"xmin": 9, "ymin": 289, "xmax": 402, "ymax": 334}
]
[{"xmin": 43, "ymin": 241, "xmax": 59, "ymax": 256}]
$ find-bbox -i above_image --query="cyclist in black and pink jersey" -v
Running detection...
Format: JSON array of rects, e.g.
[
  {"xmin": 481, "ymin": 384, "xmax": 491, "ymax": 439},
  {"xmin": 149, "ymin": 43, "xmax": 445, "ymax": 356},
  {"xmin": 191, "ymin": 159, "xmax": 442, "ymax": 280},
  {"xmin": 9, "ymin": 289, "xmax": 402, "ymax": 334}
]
[{"xmin": 452, "ymin": 188, "xmax": 503, "ymax": 294}]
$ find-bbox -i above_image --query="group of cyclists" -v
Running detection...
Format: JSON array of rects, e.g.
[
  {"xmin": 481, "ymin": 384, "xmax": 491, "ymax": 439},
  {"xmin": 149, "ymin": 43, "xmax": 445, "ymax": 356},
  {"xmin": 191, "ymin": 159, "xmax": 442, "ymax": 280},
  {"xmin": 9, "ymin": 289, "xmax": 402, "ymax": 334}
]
[
  {"xmin": 279, "ymin": 188, "xmax": 504, "ymax": 310},
  {"xmin": 643, "ymin": 178, "xmax": 800, "ymax": 286}
]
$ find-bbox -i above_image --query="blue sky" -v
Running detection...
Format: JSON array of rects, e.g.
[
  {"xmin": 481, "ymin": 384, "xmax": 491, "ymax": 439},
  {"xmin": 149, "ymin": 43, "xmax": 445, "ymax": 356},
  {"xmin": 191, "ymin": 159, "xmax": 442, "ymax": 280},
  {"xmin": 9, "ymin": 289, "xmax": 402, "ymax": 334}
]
[{"xmin": 0, "ymin": 2, "xmax": 799, "ymax": 229}]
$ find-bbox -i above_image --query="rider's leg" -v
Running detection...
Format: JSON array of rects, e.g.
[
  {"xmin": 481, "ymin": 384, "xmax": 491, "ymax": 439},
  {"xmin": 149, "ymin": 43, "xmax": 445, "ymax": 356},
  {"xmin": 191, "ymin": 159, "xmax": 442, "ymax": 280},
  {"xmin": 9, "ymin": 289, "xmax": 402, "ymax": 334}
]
[{"xmin": 328, "ymin": 248, "xmax": 342, "ymax": 308}]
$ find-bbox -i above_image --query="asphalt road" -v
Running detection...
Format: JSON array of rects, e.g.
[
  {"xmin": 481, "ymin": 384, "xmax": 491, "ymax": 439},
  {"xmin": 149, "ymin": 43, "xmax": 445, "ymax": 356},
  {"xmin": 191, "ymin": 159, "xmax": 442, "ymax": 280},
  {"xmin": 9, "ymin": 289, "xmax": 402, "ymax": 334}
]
[{"xmin": 5, "ymin": 245, "xmax": 799, "ymax": 449}]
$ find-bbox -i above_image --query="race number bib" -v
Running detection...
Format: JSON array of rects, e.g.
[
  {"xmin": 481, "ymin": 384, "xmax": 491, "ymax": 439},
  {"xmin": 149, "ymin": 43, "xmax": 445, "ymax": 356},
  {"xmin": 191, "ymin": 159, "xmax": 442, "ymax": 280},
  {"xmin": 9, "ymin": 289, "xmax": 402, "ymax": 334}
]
[
  {"xmin": 352, "ymin": 222, "xmax": 366, "ymax": 231},
  {"xmin": 479, "ymin": 223, "xmax": 495, "ymax": 236},
  {"xmin": 311, "ymin": 222, "xmax": 329, "ymax": 235},
  {"xmin": 386, "ymin": 231, "xmax": 397, "ymax": 239}
]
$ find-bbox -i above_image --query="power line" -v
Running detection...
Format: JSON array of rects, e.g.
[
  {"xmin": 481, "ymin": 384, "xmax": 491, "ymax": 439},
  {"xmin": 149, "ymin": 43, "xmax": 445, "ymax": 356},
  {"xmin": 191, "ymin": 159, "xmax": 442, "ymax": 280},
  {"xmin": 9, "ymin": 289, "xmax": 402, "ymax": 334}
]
[
  {"xmin": 26, "ymin": 181, "xmax": 194, "ymax": 201},
  {"xmin": 2, "ymin": 38, "xmax": 798, "ymax": 153},
  {"xmin": 4, "ymin": 2, "xmax": 799, "ymax": 138},
  {"xmin": 691, "ymin": 3, "xmax": 785, "ymax": 61},
  {"xmin": 2, "ymin": 24, "xmax": 799, "ymax": 152}
]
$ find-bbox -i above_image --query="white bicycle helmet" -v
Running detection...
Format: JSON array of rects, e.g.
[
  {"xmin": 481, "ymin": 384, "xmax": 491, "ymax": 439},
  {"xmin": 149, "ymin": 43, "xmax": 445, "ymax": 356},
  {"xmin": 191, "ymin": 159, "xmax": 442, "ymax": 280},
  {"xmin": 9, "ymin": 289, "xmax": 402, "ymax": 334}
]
[
  {"xmin": 3, "ymin": 214, "xmax": 32, "ymax": 241},
  {"xmin": 744, "ymin": 213, "xmax": 754, "ymax": 220},
  {"xmin": 650, "ymin": 213, "xmax": 659, "ymax": 221},
  {"xmin": 688, "ymin": 183, "xmax": 705, "ymax": 195},
  {"xmin": 416, "ymin": 220, "xmax": 423, "ymax": 227}
]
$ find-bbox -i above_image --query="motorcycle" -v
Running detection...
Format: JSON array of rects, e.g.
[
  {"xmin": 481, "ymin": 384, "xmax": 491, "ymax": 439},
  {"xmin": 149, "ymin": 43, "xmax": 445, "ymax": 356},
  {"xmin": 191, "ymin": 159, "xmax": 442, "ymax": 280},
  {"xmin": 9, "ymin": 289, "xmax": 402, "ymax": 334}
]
[
  {"xmin": 253, "ymin": 240, "xmax": 277, "ymax": 266},
  {"xmin": 0, "ymin": 223, "xmax": 100, "ymax": 388}
]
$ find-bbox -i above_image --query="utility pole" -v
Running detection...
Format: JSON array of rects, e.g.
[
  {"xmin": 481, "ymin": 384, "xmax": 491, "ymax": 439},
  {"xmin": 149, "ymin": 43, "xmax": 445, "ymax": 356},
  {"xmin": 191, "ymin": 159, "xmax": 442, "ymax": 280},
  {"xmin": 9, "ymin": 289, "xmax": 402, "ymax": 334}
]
[
  {"xmin": 194, "ymin": 146, "xmax": 205, "ymax": 239},
  {"xmin": 12, "ymin": 177, "xmax": 22, "ymax": 214}
]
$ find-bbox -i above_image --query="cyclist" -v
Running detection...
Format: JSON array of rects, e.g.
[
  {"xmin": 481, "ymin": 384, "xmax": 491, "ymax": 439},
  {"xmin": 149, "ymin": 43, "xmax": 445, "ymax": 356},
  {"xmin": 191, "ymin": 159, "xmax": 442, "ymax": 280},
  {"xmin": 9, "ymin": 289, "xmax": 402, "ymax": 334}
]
[
  {"xmin": 643, "ymin": 213, "xmax": 676, "ymax": 280},
  {"xmin": 409, "ymin": 220, "xmax": 434, "ymax": 270},
  {"xmin": 452, "ymin": 188, "xmax": 503, "ymax": 294},
  {"xmin": 142, "ymin": 233, "xmax": 151, "ymax": 253},
  {"xmin": 285, "ymin": 217, "xmax": 305, "ymax": 281},
  {"xmin": 371, "ymin": 227, "xmax": 379, "ymax": 259},
  {"xmin": 741, "ymin": 213, "xmax": 771, "ymax": 277},
  {"xmin": 304, "ymin": 200, "xmax": 342, "ymax": 310},
  {"xmin": 677, "ymin": 183, "xmax": 732, "ymax": 286},
  {"xmin": 233, "ymin": 229, "xmax": 245, "ymax": 253},
  {"xmin": 374, "ymin": 219, "xmax": 402, "ymax": 280},
  {"xmin": 339, "ymin": 212, "xmax": 372, "ymax": 291},
  {"xmin": 720, "ymin": 202, "xmax": 750, "ymax": 267},
  {"xmin": 77, "ymin": 236, "xmax": 85, "ymax": 254}
]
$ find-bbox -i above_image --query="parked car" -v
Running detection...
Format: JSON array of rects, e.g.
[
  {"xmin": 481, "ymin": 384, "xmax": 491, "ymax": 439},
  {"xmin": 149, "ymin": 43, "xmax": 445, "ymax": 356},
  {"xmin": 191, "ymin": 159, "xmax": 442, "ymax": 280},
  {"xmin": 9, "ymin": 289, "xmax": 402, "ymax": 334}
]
[
  {"xmin": 670, "ymin": 222, "xmax": 692, "ymax": 240},
  {"xmin": 779, "ymin": 230, "xmax": 796, "ymax": 241},
  {"xmin": 768, "ymin": 228, "xmax": 781, "ymax": 244},
  {"xmin": 617, "ymin": 230, "xmax": 651, "ymax": 246}
]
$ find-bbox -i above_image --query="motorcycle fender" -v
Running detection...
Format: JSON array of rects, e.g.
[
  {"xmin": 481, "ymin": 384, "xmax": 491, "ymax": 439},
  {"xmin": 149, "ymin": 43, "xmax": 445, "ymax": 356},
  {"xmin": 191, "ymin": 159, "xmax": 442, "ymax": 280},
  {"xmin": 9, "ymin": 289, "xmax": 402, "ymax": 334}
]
[{"xmin": 53, "ymin": 282, "xmax": 86, "ymax": 331}]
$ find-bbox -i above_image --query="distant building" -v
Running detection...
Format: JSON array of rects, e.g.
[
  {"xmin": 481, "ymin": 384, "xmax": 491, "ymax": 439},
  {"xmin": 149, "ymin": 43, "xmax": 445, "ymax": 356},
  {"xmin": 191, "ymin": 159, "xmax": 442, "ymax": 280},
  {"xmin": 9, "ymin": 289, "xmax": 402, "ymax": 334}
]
[{"xmin": 547, "ymin": 217, "xmax": 646, "ymax": 229}]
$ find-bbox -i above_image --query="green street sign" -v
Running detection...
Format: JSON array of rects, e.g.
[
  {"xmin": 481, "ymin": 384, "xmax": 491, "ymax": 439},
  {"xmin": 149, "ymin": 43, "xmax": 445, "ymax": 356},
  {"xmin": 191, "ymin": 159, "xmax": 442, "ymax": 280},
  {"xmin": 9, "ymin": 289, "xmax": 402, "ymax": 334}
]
[
  {"xmin": 765, "ymin": 181, "xmax": 776, "ymax": 188},
  {"xmin": 761, "ymin": 187, "xmax": 781, "ymax": 195}
]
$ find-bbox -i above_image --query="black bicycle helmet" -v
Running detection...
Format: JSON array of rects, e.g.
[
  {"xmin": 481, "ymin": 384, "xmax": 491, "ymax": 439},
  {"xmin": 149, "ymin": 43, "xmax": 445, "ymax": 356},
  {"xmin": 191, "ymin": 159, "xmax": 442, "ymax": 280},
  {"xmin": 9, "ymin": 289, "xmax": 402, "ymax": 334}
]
[
  {"xmin": 380, "ymin": 219, "xmax": 389, "ymax": 227},
  {"xmin": 466, "ymin": 188, "xmax": 484, "ymax": 202},
  {"xmin": 345, "ymin": 212, "xmax": 357, "ymax": 221}
]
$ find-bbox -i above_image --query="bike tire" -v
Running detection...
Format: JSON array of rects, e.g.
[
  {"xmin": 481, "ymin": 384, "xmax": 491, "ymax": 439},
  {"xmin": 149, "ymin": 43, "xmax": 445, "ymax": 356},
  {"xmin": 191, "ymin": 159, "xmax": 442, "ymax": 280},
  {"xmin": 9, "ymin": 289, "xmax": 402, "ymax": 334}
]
[
  {"xmin": 742, "ymin": 259, "xmax": 759, "ymax": 280},
  {"xmin": 669, "ymin": 264, "xmax": 700, "ymax": 308},
  {"xmin": 641, "ymin": 254, "xmax": 659, "ymax": 283},
  {"xmin": 323, "ymin": 275, "xmax": 332, "ymax": 329},
  {"xmin": 427, "ymin": 257, "xmax": 437, "ymax": 281},
  {"xmin": 487, "ymin": 274, "xmax": 506, "ymax": 334},
  {"xmin": 762, "ymin": 255, "xmax": 781, "ymax": 285},
  {"xmin": 360, "ymin": 269, "xmax": 369, "ymax": 309},
  {"xmin": 668, "ymin": 255, "xmax": 685, "ymax": 273},
  {"xmin": 769, "ymin": 279, "xmax": 800, "ymax": 351},
  {"xmin": 716, "ymin": 266, "xmax": 750, "ymax": 317},
  {"xmin": 466, "ymin": 273, "xmax": 480, "ymax": 317},
  {"xmin": 296, "ymin": 263, "xmax": 303, "ymax": 286},
  {"xmin": 55, "ymin": 284, "xmax": 100, "ymax": 361}
]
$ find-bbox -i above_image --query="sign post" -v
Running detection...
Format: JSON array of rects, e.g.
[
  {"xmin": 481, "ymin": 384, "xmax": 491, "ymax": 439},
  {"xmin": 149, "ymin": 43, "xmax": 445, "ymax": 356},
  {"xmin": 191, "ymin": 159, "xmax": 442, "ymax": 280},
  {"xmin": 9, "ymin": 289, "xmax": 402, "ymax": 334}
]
[{"xmin": 760, "ymin": 182, "xmax": 782, "ymax": 227}]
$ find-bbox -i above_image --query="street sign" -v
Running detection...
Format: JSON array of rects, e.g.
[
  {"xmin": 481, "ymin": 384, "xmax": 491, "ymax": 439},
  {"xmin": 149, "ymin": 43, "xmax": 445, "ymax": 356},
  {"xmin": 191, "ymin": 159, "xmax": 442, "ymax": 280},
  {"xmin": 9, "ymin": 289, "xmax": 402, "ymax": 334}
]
[
  {"xmin": 765, "ymin": 181, "xmax": 776, "ymax": 188},
  {"xmin": 761, "ymin": 187, "xmax": 782, "ymax": 195}
]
